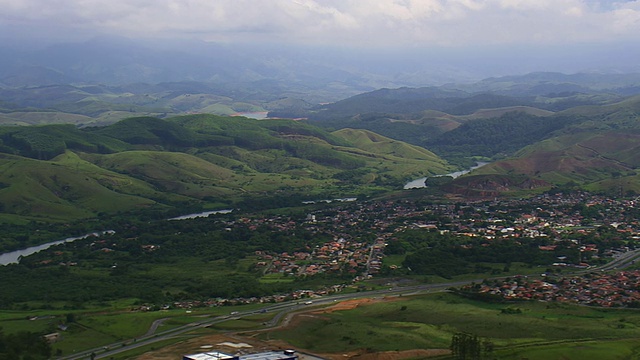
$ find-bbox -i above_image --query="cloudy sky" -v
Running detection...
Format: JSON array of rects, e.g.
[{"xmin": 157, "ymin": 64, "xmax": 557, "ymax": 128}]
[{"xmin": 2, "ymin": 0, "xmax": 639, "ymax": 48}]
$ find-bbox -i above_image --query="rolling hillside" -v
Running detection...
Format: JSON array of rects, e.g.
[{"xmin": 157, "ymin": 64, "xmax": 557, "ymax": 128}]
[
  {"xmin": 0, "ymin": 83, "xmax": 271, "ymax": 127},
  {"xmin": 296, "ymin": 84, "xmax": 640, "ymax": 196},
  {"xmin": 459, "ymin": 96, "xmax": 640, "ymax": 195},
  {"xmin": 2, "ymin": 75, "xmax": 640, "ymax": 215},
  {"xmin": 0, "ymin": 115, "xmax": 451, "ymax": 222},
  {"xmin": 294, "ymin": 80, "xmax": 637, "ymax": 159},
  {"xmin": 0, "ymin": 151, "xmax": 172, "ymax": 221}
]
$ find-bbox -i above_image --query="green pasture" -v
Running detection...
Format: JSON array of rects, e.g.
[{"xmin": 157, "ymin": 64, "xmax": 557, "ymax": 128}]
[
  {"xmin": 99, "ymin": 338, "xmax": 189, "ymax": 360},
  {"xmin": 382, "ymin": 254, "xmax": 404, "ymax": 267},
  {"xmin": 210, "ymin": 313, "xmax": 274, "ymax": 331},
  {"xmin": 259, "ymin": 273, "xmax": 296, "ymax": 283},
  {"xmin": 495, "ymin": 339, "xmax": 640, "ymax": 360},
  {"xmin": 0, "ymin": 213, "xmax": 33, "ymax": 225},
  {"xmin": 0, "ymin": 300, "xmax": 270, "ymax": 356},
  {"xmin": 0, "ymin": 316, "xmax": 55, "ymax": 334},
  {"xmin": 53, "ymin": 324, "xmax": 121, "ymax": 356},
  {"xmin": 263, "ymin": 292, "xmax": 640, "ymax": 357},
  {"xmin": 377, "ymin": 260, "xmax": 546, "ymax": 286},
  {"xmin": 201, "ymin": 103, "xmax": 237, "ymax": 115},
  {"xmin": 79, "ymin": 312, "xmax": 168, "ymax": 340},
  {"xmin": 142, "ymin": 256, "xmax": 258, "ymax": 280}
]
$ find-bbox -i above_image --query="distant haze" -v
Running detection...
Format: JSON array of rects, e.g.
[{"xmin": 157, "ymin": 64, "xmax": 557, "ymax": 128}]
[
  {"xmin": 0, "ymin": 0, "xmax": 639, "ymax": 91},
  {"xmin": 2, "ymin": 0, "xmax": 640, "ymax": 47}
]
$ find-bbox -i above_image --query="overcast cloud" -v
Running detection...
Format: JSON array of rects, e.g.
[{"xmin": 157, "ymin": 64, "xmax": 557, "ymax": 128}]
[{"xmin": 1, "ymin": 0, "xmax": 639, "ymax": 47}]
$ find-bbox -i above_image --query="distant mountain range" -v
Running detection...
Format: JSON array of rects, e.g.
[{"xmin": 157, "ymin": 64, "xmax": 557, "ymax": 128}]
[
  {"xmin": 2, "ymin": 40, "xmax": 640, "ymax": 215},
  {"xmin": 0, "ymin": 36, "xmax": 446, "ymax": 102},
  {"xmin": 3, "ymin": 36, "xmax": 640, "ymax": 101},
  {"xmin": 2, "ymin": 67, "xmax": 638, "ymax": 129},
  {"xmin": 285, "ymin": 72, "xmax": 640, "ymax": 119}
]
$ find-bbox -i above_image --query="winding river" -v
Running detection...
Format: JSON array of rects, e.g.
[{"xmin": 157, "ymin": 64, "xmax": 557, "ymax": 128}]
[
  {"xmin": 404, "ymin": 162, "xmax": 488, "ymax": 189},
  {"xmin": 0, "ymin": 231, "xmax": 115, "ymax": 266},
  {"xmin": 2, "ymin": 163, "xmax": 489, "ymax": 266},
  {"xmin": 0, "ymin": 209, "xmax": 234, "ymax": 266},
  {"xmin": 168, "ymin": 209, "xmax": 233, "ymax": 220}
]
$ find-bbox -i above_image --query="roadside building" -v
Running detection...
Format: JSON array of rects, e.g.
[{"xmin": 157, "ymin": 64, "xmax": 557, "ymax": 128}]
[{"xmin": 184, "ymin": 350, "xmax": 298, "ymax": 360}]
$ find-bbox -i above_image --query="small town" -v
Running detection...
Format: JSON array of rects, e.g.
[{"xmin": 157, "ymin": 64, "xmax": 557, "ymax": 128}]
[
  {"xmin": 463, "ymin": 270, "xmax": 640, "ymax": 308},
  {"xmin": 238, "ymin": 191, "xmax": 640, "ymax": 278},
  {"xmin": 155, "ymin": 191, "xmax": 640, "ymax": 310}
]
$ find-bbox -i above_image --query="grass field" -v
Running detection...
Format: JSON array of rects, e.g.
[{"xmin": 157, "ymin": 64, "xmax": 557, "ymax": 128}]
[
  {"xmin": 209, "ymin": 313, "xmax": 275, "ymax": 331},
  {"xmin": 0, "ymin": 300, "xmax": 271, "ymax": 357},
  {"xmin": 259, "ymin": 273, "xmax": 296, "ymax": 283},
  {"xmin": 104, "ymin": 338, "xmax": 189, "ymax": 360},
  {"xmin": 495, "ymin": 339, "xmax": 640, "ymax": 360},
  {"xmin": 261, "ymin": 292, "xmax": 640, "ymax": 358},
  {"xmin": 5, "ymin": 287, "xmax": 640, "ymax": 358}
]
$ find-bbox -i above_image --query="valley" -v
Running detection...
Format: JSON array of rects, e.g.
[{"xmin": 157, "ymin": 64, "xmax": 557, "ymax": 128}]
[
  {"xmin": 3, "ymin": 72, "xmax": 640, "ymax": 360},
  {"xmin": 4, "ymin": 2, "xmax": 640, "ymax": 358},
  {"xmin": 3, "ymin": 188, "xmax": 640, "ymax": 359}
]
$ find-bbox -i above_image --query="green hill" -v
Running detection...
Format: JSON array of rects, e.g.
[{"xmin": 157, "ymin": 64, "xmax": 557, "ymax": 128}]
[
  {"xmin": 332, "ymin": 128, "xmax": 444, "ymax": 162},
  {"xmin": 0, "ymin": 151, "xmax": 169, "ymax": 221},
  {"xmin": 460, "ymin": 106, "xmax": 554, "ymax": 120},
  {"xmin": 0, "ymin": 124, "xmax": 130, "ymax": 159},
  {"xmin": 0, "ymin": 115, "xmax": 451, "ymax": 222},
  {"xmin": 464, "ymin": 97, "xmax": 640, "ymax": 194},
  {"xmin": 331, "ymin": 128, "xmax": 451, "ymax": 184},
  {"xmin": 297, "ymin": 83, "xmax": 632, "ymax": 162}
]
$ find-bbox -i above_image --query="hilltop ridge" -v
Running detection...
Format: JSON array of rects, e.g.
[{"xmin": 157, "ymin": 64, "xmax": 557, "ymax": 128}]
[{"xmin": 0, "ymin": 114, "xmax": 450, "ymax": 222}]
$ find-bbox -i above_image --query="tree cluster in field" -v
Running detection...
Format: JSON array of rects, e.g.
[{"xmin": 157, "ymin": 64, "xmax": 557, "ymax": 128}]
[
  {"xmin": 0, "ymin": 328, "xmax": 51, "ymax": 360},
  {"xmin": 392, "ymin": 229, "xmax": 561, "ymax": 278},
  {"xmin": 450, "ymin": 332, "xmax": 494, "ymax": 360}
]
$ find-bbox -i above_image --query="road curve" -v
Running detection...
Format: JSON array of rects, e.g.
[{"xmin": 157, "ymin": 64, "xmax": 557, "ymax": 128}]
[{"xmin": 55, "ymin": 250, "xmax": 640, "ymax": 359}]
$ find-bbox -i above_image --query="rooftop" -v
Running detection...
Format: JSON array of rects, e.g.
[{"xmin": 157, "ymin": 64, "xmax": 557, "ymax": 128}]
[{"xmin": 184, "ymin": 350, "xmax": 298, "ymax": 360}]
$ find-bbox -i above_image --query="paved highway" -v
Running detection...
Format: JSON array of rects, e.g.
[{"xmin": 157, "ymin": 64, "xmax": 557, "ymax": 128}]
[
  {"xmin": 56, "ymin": 281, "xmax": 469, "ymax": 360},
  {"xmin": 55, "ymin": 249, "xmax": 640, "ymax": 359},
  {"xmin": 595, "ymin": 248, "xmax": 640, "ymax": 272}
]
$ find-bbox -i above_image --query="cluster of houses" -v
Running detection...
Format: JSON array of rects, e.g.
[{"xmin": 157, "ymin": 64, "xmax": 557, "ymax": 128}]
[
  {"xmin": 465, "ymin": 270, "xmax": 640, "ymax": 307},
  {"xmin": 414, "ymin": 192, "xmax": 640, "ymax": 240},
  {"xmin": 141, "ymin": 285, "xmax": 347, "ymax": 311},
  {"xmin": 234, "ymin": 192, "xmax": 640, "ymax": 281},
  {"xmin": 256, "ymin": 236, "xmax": 386, "ymax": 278}
]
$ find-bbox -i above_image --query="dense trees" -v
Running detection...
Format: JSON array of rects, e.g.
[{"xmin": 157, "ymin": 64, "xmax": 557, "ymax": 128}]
[
  {"xmin": 397, "ymin": 228, "xmax": 570, "ymax": 278},
  {"xmin": 0, "ymin": 124, "xmax": 127, "ymax": 160},
  {"xmin": 425, "ymin": 112, "xmax": 584, "ymax": 159},
  {"xmin": 450, "ymin": 332, "xmax": 494, "ymax": 360},
  {"xmin": 0, "ymin": 329, "xmax": 51, "ymax": 360}
]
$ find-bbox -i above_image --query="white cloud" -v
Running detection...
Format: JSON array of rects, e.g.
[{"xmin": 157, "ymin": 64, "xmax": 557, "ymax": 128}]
[{"xmin": 0, "ymin": 0, "xmax": 638, "ymax": 47}]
